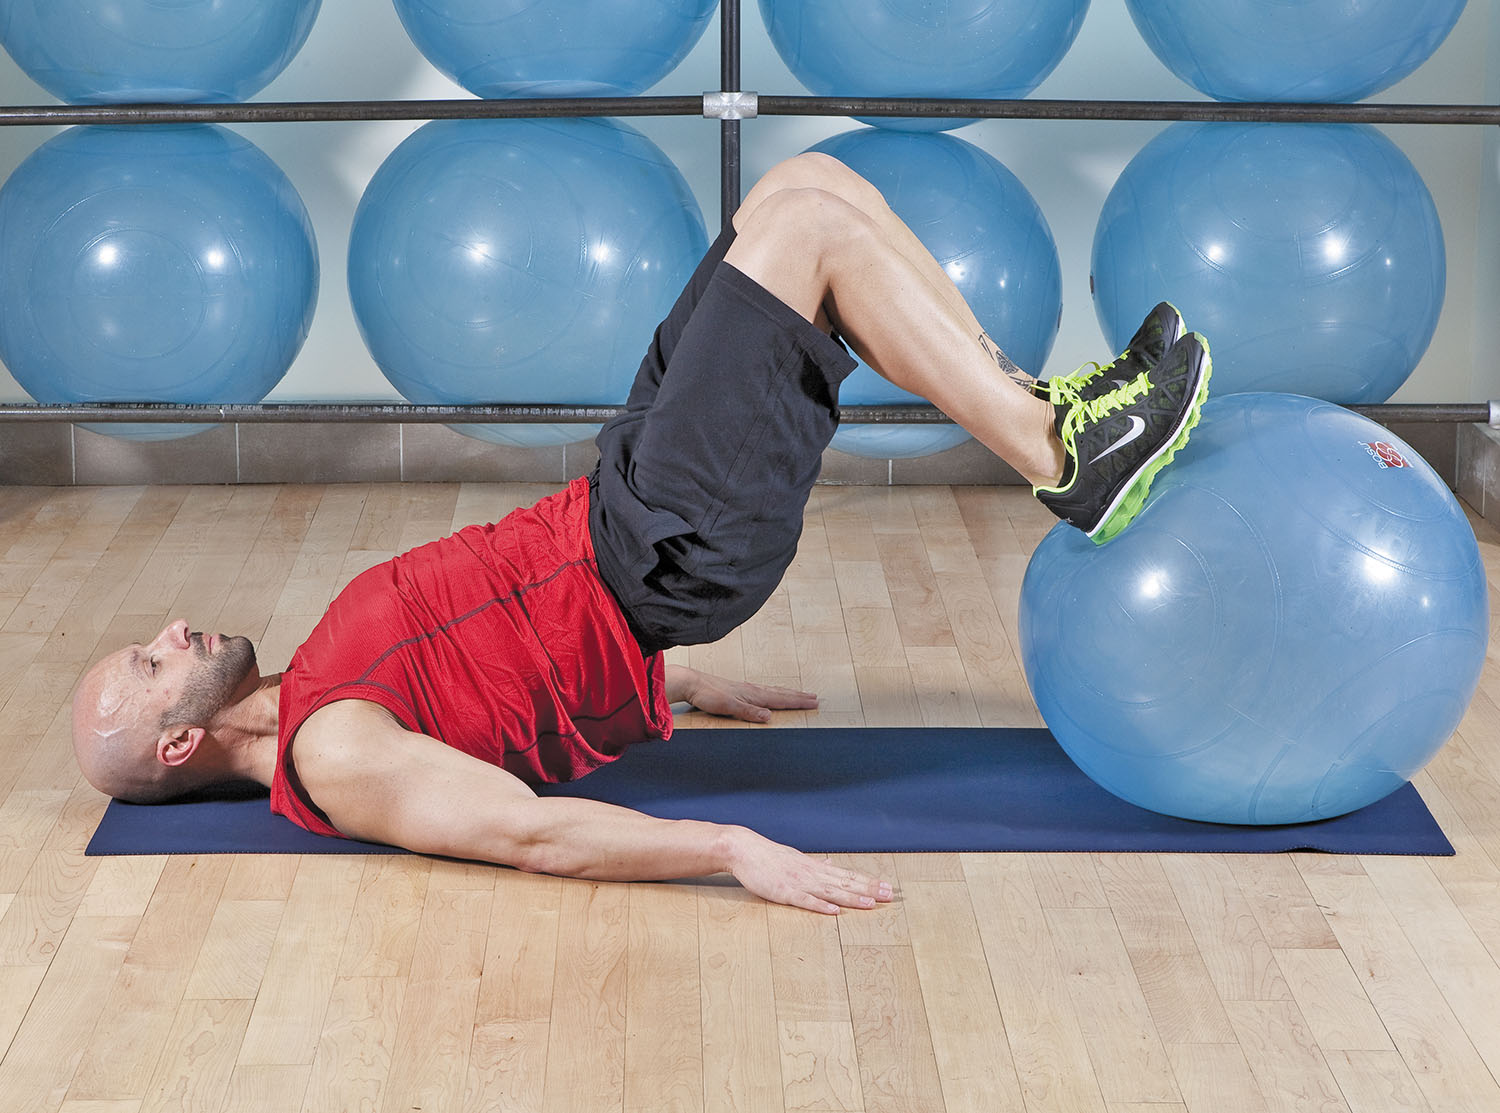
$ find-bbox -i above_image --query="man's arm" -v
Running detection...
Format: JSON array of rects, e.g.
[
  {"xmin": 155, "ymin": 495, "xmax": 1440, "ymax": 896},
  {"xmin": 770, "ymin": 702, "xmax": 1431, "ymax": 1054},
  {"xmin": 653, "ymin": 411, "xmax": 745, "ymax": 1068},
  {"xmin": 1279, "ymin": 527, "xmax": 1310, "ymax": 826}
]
[{"xmin": 292, "ymin": 700, "xmax": 891, "ymax": 915}]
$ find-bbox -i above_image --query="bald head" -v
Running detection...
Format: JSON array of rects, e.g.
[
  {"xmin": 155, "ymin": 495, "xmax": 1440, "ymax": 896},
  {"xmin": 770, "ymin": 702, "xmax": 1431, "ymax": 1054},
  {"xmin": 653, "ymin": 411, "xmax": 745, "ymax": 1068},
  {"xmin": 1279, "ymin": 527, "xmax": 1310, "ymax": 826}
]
[
  {"xmin": 71, "ymin": 658, "xmax": 168, "ymax": 802},
  {"xmin": 71, "ymin": 622, "xmax": 260, "ymax": 803}
]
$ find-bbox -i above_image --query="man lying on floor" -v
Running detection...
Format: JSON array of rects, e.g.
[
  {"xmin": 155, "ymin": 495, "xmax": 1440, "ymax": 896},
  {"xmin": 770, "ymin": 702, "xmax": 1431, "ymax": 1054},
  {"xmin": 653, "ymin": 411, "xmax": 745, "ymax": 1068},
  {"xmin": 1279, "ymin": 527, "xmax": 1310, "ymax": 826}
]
[{"xmin": 70, "ymin": 154, "xmax": 1210, "ymax": 913}]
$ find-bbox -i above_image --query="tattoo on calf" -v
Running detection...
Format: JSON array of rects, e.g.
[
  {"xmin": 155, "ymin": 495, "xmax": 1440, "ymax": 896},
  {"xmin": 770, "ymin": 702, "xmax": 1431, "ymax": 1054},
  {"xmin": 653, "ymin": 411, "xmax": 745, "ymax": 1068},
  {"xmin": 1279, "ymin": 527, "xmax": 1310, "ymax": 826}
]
[{"xmin": 979, "ymin": 332, "xmax": 1034, "ymax": 388}]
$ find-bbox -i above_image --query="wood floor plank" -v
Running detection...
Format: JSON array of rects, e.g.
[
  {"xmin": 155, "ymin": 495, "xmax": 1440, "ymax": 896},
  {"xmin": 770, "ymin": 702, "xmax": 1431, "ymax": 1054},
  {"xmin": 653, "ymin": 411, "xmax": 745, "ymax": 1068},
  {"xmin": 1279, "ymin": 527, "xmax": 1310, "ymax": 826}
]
[
  {"xmin": 0, "ymin": 962, "xmax": 47, "ymax": 1062},
  {"xmin": 221, "ymin": 1065, "xmax": 313, "ymax": 1113},
  {"xmin": 904, "ymin": 645, "xmax": 981, "ymax": 727},
  {"xmin": 182, "ymin": 900, "xmax": 284, "ymax": 1001},
  {"xmin": 1095, "ymin": 854, "xmax": 1237, "ymax": 1046},
  {"xmin": 768, "ymin": 909, "xmax": 871, "ymax": 1105},
  {"xmin": 874, "ymin": 530, "xmax": 955, "ymax": 649},
  {"xmin": 844, "ymin": 944, "xmax": 946, "ymax": 1113},
  {"xmin": 624, "ymin": 882, "xmax": 703, "ymax": 1113},
  {"xmin": 1046, "ymin": 906, "xmax": 1180, "ymax": 1105},
  {"xmin": 69, "ymin": 856, "xmax": 232, "ymax": 1100},
  {"xmin": 137, "ymin": 998, "xmax": 253, "ymax": 1113},
  {"xmin": 332, "ymin": 855, "xmax": 427, "ymax": 981},
  {"xmin": 1225, "ymin": 999, "xmax": 1352, "ymax": 1113},
  {"xmin": 1272, "ymin": 949, "xmax": 1394, "ymax": 1053},
  {"xmin": 75, "ymin": 856, "xmax": 166, "ymax": 920},
  {"xmin": 1297, "ymin": 870, "xmax": 1500, "ymax": 1113},
  {"xmin": 903, "ymin": 880, "xmax": 1025, "ymax": 1113},
  {"xmin": 1160, "ymin": 856, "xmax": 1291, "ymax": 1003},
  {"xmin": 1226, "ymin": 855, "xmax": 1340, "ymax": 950},
  {"xmin": 0, "ymin": 847, "xmax": 99, "ymax": 967},
  {"xmin": 1167, "ymin": 1043, "xmax": 1271, "ymax": 1113},
  {"xmin": 0, "ymin": 916, "xmax": 138, "ymax": 1113},
  {"xmin": 476, "ymin": 870, "xmax": 561, "ymax": 1026},
  {"xmin": 1031, "ymin": 854, "xmax": 1109, "ymax": 910},
  {"xmin": 407, "ymin": 885, "xmax": 491, "ymax": 983},
  {"xmin": 1358, "ymin": 854, "xmax": 1500, "ymax": 1083},
  {"xmin": 300, "ymin": 976, "xmax": 404, "ymax": 1113},
  {"xmin": 1323, "ymin": 1050, "xmax": 1433, "ymax": 1113},
  {"xmin": 778, "ymin": 1019, "xmax": 863, "ymax": 1113},
  {"xmin": 543, "ymin": 880, "xmax": 629, "ymax": 1113},
  {"xmin": 963, "ymin": 854, "xmax": 1108, "ymax": 1113},
  {"xmin": 238, "ymin": 856, "xmax": 364, "ymax": 1067},
  {"xmin": 698, "ymin": 889, "xmax": 780, "ymax": 1113},
  {"xmin": 736, "ymin": 586, "xmax": 804, "ymax": 692},
  {"xmin": 379, "ymin": 977, "xmax": 481, "ymax": 1113},
  {"xmin": 464, "ymin": 1019, "xmax": 551, "ymax": 1113},
  {"xmin": 767, "ymin": 897, "xmax": 852, "ymax": 1025}
]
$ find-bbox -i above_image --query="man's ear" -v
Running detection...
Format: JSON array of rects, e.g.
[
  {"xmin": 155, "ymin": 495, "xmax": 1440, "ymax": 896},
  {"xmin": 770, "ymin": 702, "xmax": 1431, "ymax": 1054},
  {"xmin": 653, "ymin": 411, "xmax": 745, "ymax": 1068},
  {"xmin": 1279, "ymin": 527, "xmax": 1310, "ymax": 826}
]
[{"xmin": 156, "ymin": 726, "xmax": 205, "ymax": 768}]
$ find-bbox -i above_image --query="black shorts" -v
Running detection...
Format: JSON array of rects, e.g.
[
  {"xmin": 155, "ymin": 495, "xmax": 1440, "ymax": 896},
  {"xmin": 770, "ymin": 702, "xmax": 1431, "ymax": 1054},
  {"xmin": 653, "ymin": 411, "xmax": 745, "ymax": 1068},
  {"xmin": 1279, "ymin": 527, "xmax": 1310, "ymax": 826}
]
[{"xmin": 589, "ymin": 225, "xmax": 858, "ymax": 654}]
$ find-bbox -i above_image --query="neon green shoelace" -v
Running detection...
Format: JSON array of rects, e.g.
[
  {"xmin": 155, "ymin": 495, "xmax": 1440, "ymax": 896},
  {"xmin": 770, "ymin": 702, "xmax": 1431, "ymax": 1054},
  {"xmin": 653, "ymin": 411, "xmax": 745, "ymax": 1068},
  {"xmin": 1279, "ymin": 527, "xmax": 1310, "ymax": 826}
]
[{"xmin": 1059, "ymin": 370, "xmax": 1151, "ymax": 449}]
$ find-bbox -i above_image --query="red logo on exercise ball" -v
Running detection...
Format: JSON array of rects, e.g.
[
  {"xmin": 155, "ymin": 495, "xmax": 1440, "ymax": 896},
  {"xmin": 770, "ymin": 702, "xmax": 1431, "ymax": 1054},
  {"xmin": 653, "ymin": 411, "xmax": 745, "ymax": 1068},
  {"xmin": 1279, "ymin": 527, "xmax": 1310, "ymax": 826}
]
[{"xmin": 1359, "ymin": 441, "xmax": 1410, "ymax": 469}]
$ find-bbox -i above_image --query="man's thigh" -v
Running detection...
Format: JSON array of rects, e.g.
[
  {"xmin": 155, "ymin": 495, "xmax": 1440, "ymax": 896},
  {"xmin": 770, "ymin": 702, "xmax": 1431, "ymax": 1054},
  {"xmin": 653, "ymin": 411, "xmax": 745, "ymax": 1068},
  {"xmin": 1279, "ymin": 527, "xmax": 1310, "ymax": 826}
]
[{"xmin": 590, "ymin": 262, "xmax": 856, "ymax": 651}]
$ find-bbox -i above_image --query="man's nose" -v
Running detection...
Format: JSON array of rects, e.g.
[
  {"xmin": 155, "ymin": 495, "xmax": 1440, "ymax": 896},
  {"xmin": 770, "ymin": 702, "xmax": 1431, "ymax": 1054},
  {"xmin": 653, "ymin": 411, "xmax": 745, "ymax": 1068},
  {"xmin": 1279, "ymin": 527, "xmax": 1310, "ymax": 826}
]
[{"xmin": 154, "ymin": 619, "xmax": 191, "ymax": 650}]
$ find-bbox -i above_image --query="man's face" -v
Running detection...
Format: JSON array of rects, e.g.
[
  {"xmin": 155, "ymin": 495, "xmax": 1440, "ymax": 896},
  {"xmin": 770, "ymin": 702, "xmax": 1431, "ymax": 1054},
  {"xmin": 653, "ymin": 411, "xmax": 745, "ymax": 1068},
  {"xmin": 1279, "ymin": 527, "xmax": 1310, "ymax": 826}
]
[
  {"xmin": 92, "ymin": 619, "xmax": 259, "ymax": 737},
  {"xmin": 158, "ymin": 630, "xmax": 259, "ymax": 731}
]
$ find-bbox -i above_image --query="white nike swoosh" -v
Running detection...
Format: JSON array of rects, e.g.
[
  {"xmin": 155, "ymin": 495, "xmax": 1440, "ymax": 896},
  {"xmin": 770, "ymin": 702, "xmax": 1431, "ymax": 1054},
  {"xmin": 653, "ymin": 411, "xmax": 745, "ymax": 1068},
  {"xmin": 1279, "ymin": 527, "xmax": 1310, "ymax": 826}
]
[{"xmin": 1090, "ymin": 415, "xmax": 1147, "ymax": 464}]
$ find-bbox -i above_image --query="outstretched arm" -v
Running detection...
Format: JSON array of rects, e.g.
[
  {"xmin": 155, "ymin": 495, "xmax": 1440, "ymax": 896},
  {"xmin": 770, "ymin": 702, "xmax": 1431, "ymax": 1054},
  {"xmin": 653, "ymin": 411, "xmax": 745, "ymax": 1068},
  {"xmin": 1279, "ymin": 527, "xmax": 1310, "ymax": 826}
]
[{"xmin": 293, "ymin": 700, "xmax": 891, "ymax": 915}]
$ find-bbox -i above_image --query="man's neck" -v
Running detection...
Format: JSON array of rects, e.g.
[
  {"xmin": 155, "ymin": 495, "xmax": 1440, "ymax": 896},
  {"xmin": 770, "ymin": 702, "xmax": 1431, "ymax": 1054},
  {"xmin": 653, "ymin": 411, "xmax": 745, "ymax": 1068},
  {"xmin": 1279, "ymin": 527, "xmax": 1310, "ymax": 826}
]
[{"xmin": 213, "ymin": 674, "xmax": 284, "ymax": 788}]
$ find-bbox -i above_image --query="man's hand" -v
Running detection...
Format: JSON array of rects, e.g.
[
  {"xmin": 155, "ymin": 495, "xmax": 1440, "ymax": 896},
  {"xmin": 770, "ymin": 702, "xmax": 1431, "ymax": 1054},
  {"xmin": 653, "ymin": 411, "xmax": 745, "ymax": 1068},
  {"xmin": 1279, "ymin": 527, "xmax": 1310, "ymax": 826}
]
[
  {"xmin": 725, "ymin": 827, "xmax": 893, "ymax": 915},
  {"xmin": 666, "ymin": 664, "xmax": 818, "ymax": 723}
]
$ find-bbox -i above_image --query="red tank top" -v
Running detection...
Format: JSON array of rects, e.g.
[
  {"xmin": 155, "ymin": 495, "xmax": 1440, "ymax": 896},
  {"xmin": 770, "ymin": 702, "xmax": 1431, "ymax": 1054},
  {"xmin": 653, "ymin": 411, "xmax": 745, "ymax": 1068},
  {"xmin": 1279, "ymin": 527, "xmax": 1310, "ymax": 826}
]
[{"xmin": 270, "ymin": 477, "xmax": 672, "ymax": 837}]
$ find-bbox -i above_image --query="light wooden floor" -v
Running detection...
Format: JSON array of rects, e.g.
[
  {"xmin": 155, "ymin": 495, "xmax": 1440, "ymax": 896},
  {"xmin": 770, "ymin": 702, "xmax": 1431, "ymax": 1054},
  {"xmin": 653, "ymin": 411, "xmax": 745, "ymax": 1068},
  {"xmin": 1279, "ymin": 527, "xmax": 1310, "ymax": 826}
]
[{"xmin": 0, "ymin": 478, "xmax": 1498, "ymax": 1113}]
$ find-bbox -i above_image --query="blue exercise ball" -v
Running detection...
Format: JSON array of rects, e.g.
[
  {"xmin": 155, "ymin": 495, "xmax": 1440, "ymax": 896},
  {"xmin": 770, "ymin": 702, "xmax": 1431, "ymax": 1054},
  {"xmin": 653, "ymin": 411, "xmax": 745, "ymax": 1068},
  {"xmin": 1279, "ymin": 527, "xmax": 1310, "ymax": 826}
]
[
  {"xmin": 0, "ymin": 125, "xmax": 319, "ymax": 442},
  {"xmin": 1092, "ymin": 123, "xmax": 1445, "ymax": 405},
  {"xmin": 392, "ymin": 0, "xmax": 717, "ymax": 98},
  {"xmin": 348, "ymin": 118, "xmax": 708, "ymax": 447},
  {"xmin": 0, "ymin": 0, "xmax": 322, "ymax": 104},
  {"xmin": 761, "ymin": 0, "xmax": 1089, "ymax": 132},
  {"xmin": 1124, "ymin": 0, "xmax": 1467, "ymax": 102},
  {"xmin": 1019, "ymin": 392, "xmax": 1487, "ymax": 825},
  {"xmin": 808, "ymin": 129, "xmax": 1061, "ymax": 459}
]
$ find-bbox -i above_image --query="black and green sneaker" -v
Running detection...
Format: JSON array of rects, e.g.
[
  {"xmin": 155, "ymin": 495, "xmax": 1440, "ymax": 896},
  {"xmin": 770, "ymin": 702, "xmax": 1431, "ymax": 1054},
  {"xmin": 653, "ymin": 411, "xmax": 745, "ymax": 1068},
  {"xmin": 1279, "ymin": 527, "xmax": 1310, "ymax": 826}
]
[
  {"xmin": 1036, "ymin": 302, "xmax": 1185, "ymax": 405},
  {"xmin": 1035, "ymin": 331, "xmax": 1211, "ymax": 544}
]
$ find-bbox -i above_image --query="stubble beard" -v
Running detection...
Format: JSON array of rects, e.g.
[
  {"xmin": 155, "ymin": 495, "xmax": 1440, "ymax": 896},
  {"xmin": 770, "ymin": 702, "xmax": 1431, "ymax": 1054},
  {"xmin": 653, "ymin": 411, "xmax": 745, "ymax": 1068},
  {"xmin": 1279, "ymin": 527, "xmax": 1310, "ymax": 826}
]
[{"xmin": 158, "ymin": 634, "xmax": 258, "ymax": 731}]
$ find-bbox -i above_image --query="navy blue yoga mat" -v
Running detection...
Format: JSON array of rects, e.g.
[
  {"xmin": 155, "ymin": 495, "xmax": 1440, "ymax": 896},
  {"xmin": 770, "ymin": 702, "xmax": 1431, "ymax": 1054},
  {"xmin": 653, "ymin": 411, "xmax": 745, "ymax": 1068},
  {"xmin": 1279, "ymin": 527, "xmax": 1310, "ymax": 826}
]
[{"xmin": 86, "ymin": 727, "xmax": 1453, "ymax": 857}]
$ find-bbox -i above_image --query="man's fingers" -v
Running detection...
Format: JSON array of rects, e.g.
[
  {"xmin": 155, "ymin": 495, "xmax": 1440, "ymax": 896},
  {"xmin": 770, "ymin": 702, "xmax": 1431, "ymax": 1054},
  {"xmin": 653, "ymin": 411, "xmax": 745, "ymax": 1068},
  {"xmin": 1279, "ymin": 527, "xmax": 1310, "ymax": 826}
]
[
  {"xmin": 754, "ymin": 684, "xmax": 819, "ymax": 708},
  {"xmin": 808, "ymin": 864, "xmax": 893, "ymax": 910},
  {"xmin": 732, "ymin": 698, "xmax": 773, "ymax": 723}
]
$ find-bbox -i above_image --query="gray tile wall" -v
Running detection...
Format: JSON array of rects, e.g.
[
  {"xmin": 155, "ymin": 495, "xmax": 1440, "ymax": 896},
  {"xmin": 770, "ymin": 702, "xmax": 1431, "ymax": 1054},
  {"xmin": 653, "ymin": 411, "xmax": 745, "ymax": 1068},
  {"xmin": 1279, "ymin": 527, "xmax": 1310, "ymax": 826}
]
[
  {"xmin": 0, "ymin": 421, "xmax": 1025, "ymax": 487},
  {"xmin": 3, "ymin": 420, "xmax": 1493, "ymax": 523}
]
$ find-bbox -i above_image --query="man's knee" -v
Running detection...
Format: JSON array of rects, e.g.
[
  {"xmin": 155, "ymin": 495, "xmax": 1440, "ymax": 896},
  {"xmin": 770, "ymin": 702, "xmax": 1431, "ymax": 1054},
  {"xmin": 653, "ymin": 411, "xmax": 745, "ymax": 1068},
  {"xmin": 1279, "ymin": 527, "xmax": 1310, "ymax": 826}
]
[
  {"xmin": 744, "ymin": 153, "xmax": 889, "ymax": 224},
  {"xmin": 738, "ymin": 186, "xmax": 876, "ymax": 256},
  {"xmin": 725, "ymin": 187, "xmax": 877, "ymax": 327}
]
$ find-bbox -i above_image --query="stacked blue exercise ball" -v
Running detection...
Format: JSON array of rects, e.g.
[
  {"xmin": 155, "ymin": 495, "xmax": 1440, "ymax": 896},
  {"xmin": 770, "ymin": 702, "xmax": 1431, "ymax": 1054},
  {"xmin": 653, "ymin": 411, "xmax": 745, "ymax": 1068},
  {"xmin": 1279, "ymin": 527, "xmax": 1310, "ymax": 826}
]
[
  {"xmin": 1020, "ymin": 392, "xmax": 1487, "ymax": 826},
  {"xmin": 1124, "ymin": 0, "xmax": 1467, "ymax": 103},
  {"xmin": 761, "ymin": 0, "xmax": 1090, "ymax": 132},
  {"xmin": 808, "ymin": 130, "xmax": 1061, "ymax": 459},
  {"xmin": 392, "ymin": 0, "xmax": 717, "ymax": 98},
  {"xmin": 1092, "ymin": 123, "xmax": 1445, "ymax": 405},
  {"xmin": 348, "ymin": 118, "xmax": 708, "ymax": 447},
  {"xmin": 0, "ymin": 125, "xmax": 319, "ymax": 441},
  {"xmin": 0, "ymin": 0, "xmax": 322, "ymax": 103}
]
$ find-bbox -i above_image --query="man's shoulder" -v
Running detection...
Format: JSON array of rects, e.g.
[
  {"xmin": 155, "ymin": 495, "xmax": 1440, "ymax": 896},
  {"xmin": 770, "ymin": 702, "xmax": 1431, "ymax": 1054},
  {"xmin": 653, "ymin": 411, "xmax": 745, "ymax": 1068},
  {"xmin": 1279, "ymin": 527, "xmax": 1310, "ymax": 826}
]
[{"xmin": 292, "ymin": 698, "xmax": 408, "ymax": 776}]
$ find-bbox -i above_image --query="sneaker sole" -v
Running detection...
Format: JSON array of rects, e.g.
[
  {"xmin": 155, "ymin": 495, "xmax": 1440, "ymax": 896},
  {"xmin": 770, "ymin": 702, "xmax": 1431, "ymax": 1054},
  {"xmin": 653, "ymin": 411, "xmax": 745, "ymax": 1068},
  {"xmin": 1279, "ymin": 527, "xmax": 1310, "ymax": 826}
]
[{"xmin": 1085, "ymin": 332, "xmax": 1212, "ymax": 544}]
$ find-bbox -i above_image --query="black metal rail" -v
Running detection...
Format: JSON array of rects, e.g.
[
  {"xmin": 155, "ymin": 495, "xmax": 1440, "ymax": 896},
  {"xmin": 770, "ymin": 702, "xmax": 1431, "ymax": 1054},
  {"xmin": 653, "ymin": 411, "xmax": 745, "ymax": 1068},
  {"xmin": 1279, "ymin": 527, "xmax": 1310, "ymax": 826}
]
[
  {"xmin": 0, "ymin": 95, "xmax": 1494, "ymax": 129},
  {"xmin": 0, "ymin": 402, "xmax": 1486, "ymax": 426}
]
